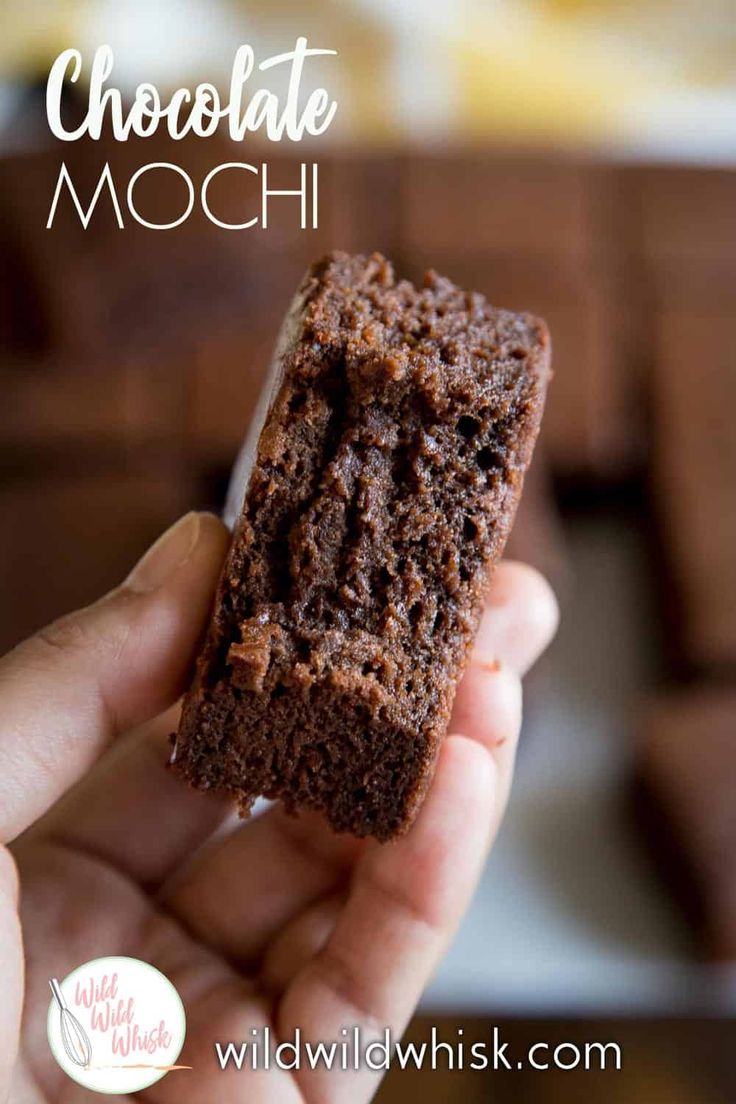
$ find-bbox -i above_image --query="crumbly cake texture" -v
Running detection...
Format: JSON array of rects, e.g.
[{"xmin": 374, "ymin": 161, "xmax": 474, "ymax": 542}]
[{"xmin": 173, "ymin": 252, "xmax": 550, "ymax": 841}]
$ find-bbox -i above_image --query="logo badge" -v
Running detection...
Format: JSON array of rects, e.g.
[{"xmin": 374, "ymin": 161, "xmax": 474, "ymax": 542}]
[{"xmin": 47, "ymin": 956, "xmax": 187, "ymax": 1094}]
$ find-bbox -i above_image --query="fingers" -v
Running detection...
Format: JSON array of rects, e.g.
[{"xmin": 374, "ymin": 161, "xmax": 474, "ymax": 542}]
[
  {"xmin": 450, "ymin": 660, "xmax": 521, "ymax": 820},
  {"xmin": 256, "ymin": 670, "xmax": 519, "ymax": 1004},
  {"xmin": 475, "ymin": 560, "xmax": 559, "ymax": 675},
  {"xmin": 274, "ymin": 564, "xmax": 558, "ymax": 1103},
  {"xmin": 25, "ymin": 706, "xmax": 232, "ymax": 890},
  {"xmin": 450, "ymin": 559, "xmax": 557, "ymax": 813},
  {"xmin": 160, "ymin": 808, "xmax": 361, "ymax": 969},
  {"xmin": 158, "ymin": 561, "xmax": 557, "ymax": 975},
  {"xmin": 259, "ymin": 893, "xmax": 345, "ymax": 1001},
  {"xmin": 274, "ymin": 663, "xmax": 522, "ymax": 1052},
  {"xmin": 34, "ymin": 560, "xmax": 551, "ymax": 896},
  {"xmin": 0, "ymin": 512, "xmax": 229, "ymax": 843},
  {"xmin": 277, "ymin": 735, "xmax": 500, "ymax": 1103}
]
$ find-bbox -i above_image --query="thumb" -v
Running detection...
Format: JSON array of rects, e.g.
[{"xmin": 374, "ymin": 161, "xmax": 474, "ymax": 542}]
[{"xmin": 0, "ymin": 511, "xmax": 229, "ymax": 844}]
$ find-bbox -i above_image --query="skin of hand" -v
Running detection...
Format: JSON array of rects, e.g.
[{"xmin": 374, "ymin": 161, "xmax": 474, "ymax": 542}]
[{"xmin": 0, "ymin": 511, "xmax": 557, "ymax": 1104}]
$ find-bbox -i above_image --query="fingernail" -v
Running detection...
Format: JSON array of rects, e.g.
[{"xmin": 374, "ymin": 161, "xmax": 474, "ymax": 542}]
[{"xmin": 126, "ymin": 512, "xmax": 202, "ymax": 593}]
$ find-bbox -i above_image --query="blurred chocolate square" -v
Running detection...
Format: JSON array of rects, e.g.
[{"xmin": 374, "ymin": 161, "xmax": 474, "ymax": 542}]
[
  {"xmin": 1, "ymin": 351, "xmax": 189, "ymax": 464},
  {"xmin": 651, "ymin": 284, "xmax": 736, "ymax": 672},
  {"xmin": 400, "ymin": 153, "xmax": 593, "ymax": 260},
  {"xmin": 635, "ymin": 686, "xmax": 736, "ymax": 961},
  {"xmin": 628, "ymin": 166, "xmax": 736, "ymax": 269}
]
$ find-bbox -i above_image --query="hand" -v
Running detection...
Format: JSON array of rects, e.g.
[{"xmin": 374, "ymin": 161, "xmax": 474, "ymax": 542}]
[{"xmin": 1, "ymin": 511, "xmax": 557, "ymax": 1103}]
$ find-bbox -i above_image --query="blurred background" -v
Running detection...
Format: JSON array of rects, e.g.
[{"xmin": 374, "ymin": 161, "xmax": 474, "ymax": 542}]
[{"xmin": 1, "ymin": 1, "xmax": 735, "ymax": 1100}]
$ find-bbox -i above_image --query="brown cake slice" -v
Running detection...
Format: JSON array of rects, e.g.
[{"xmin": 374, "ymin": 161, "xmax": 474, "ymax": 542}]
[{"xmin": 173, "ymin": 252, "xmax": 550, "ymax": 840}]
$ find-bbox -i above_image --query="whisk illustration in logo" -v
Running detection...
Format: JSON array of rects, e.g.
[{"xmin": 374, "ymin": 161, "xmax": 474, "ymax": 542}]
[{"xmin": 46, "ymin": 956, "xmax": 188, "ymax": 1094}]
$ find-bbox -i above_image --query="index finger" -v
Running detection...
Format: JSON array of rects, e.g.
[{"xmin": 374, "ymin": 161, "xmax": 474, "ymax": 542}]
[{"xmin": 0, "ymin": 512, "xmax": 229, "ymax": 843}]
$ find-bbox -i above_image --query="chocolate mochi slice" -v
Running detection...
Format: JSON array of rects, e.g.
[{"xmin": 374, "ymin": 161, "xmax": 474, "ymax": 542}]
[{"xmin": 173, "ymin": 251, "xmax": 550, "ymax": 840}]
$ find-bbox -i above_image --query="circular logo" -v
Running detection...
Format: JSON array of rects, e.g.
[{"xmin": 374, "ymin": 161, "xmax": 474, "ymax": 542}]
[{"xmin": 46, "ymin": 956, "xmax": 187, "ymax": 1095}]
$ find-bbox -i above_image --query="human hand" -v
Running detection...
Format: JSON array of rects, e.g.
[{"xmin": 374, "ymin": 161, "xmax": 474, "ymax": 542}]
[{"xmin": 1, "ymin": 511, "xmax": 557, "ymax": 1103}]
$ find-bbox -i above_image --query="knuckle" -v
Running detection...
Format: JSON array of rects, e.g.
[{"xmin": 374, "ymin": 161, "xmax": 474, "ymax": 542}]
[
  {"xmin": 32, "ymin": 590, "xmax": 136, "ymax": 666},
  {"xmin": 35, "ymin": 613, "xmax": 92, "ymax": 656}
]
